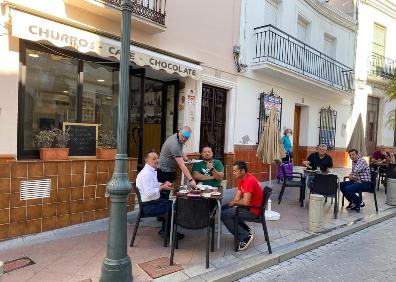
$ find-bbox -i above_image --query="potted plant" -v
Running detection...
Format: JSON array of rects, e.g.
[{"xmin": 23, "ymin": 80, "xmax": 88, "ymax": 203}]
[
  {"xmin": 35, "ymin": 128, "xmax": 70, "ymax": 160},
  {"xmin": 97, "ymin": 130, "xmax": 117, "ymax": 159}
]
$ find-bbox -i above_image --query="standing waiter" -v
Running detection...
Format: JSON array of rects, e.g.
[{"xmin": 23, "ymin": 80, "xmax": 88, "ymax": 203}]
[{"xmin": 158, "ymin": 126, "xmax": 198, "ymax": 198}]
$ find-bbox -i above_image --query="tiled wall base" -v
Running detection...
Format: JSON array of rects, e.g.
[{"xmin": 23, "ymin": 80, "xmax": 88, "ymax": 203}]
[{"xmin": 0, "ymin": 159, "xmax": 137, "ymax": 241}]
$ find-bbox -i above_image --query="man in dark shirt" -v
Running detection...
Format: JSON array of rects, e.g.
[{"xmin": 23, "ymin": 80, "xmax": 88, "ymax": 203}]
[
  {"xmin": 303, "ymin": 144, "xmax": 333, "ymax": 172},
  {"xmin": 303, "ymin": 144, "xmax": 334, "ymax": 190}
]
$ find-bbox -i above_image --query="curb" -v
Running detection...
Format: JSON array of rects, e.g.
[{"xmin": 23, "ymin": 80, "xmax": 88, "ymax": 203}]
[{"xmin": 186, "ymin": 208, "xmax": 396, "ymax": 282}]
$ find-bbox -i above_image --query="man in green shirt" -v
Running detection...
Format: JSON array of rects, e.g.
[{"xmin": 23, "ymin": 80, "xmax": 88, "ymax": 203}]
[{"xmin": 192, "ymin": 146, "xmax": 224, "ymax": 187}]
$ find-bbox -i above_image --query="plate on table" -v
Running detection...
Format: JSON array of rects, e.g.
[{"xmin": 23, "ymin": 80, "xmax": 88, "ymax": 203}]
[
  {"xmin": 202, "ymin": 192, "xmax": 212, "ymax": 198},
  {"xmin": 190, "ymin": 189, "xmax": 201, "ymax": 194},
  {"xmin": 178, "ymin": 190, "xmax": 188, "ymax": 195},
  {"xmin": 211, "ymin": 192, "xmax": 221, "ymax": 196}
]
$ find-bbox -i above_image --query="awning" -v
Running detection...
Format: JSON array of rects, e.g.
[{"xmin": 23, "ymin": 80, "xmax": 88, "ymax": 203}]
[{"xmin": 10, "ymin": 9, "xmax": 202, "ymax": 80}]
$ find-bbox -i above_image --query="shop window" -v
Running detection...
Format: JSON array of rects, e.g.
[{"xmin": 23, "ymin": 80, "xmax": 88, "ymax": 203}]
[
  {"xmin": 22, "ymin": 48, "xmax": 78, "ymax": 153},
  {"xmin": 318, "ymin": 106, "xmax": 337, "ymax": 150},
  {"xmin": 82, "ymin": 62, "xmax": 119, "ymax": 133}
]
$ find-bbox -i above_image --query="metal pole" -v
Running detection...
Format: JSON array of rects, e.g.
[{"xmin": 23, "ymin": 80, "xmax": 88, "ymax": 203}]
[{"xmin": 100, "ymin": 0, "xmax": 133, "ymax": 281}]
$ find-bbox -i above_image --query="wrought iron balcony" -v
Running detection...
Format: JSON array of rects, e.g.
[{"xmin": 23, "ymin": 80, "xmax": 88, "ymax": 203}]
[
  {"xmin": 368, "ymin": 53, "xmax": 395, "ymax": 79},
  {"xmin": 253, "ymin": 25, "xmax": 353, "ymax": 92},
  {"xmin": 95, "ymin": 0, "xmax": 166, "ymax": 26}
]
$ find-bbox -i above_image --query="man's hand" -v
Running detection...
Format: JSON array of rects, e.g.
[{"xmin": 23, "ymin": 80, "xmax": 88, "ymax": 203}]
[
  {"xmin": 160, "ymin": 181, "xmax": 173, "ymax": 191},
  {"xmin": 206, "ymin": 161, "xmax": 214, "ymax": 170},
  {"xmin": 189, "ymin": 179, "xmax": 197, "ymax": 189},
  {"xmin": 348, "ymin": 174, "xmax": 355, "ymax": 181},
  {"xmin": 229, "ymin": 200, "xmax": 235, "ymax": 207},
  {"xmin": 302, "ymin": 161, "xmax": 312, "ymax": 169}
]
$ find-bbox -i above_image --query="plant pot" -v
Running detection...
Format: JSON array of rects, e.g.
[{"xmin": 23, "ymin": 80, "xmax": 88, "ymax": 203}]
[
  {"xmin": 96, "ymin": 148, "xmax": 117, "ymax": 159},
  {"xmin": 40, "ymin": 148, "xmax": 69, "ymax": 161}
]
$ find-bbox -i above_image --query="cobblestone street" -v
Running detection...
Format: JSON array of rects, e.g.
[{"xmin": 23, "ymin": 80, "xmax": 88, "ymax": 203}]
[{"xmin": 239, "ymin": 216, "xmax": 396, "ymax": 282}]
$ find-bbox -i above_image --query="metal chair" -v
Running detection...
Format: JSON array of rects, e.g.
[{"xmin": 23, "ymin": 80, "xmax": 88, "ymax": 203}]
[
  {"xmin": 311, "ymin": 174, "xmax": 339, "ymax": 219},
  {"xmin": 130, "ymin": 186, "xmax": 169, "ymax": 247},
  {"xmin": 234, "ymin": 186, "xmax": 272, "ymax": 254},
  {"xmin": 170, "ymin": 197, "xmax": 216, "ymax": 269},
  {"xmin": 341, "ymin": 171, "xmax": 378, "ymax": 212},
  {"xmin": 278, "ymin": 164, "xmax": 306, "ymax": 207}
]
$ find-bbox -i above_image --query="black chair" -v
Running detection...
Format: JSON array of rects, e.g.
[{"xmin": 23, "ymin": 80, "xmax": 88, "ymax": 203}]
[
  {"xmin": 311, "ymin": 174, "xmax": 339, "ymax": 219},
  {"xmin": 234, "ymin": 186, "xmax": 272, "ymax": 254},
  {"xmin": 341, "ymin": 171, "xmax": 378, "ymax": 212},
  {"xmin": 170, "ymin": 197, "xmax": 216, "ymax": 269},
  {"xmin": 130, "ymin": 185, "xmax": 169, "ymax": 247},
  {"xmin": 278, "ymin": 164, "xmax": 306, "ymax": 207}
]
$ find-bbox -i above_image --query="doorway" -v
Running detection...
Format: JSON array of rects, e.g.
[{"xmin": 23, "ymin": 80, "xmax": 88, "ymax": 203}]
[
  {"xmin": 199, "ymin": 85, "xmax": 227, "ymax": 162},
  {"xmin": 128, "ymin": 68, "xmax": 179, "ymax": 170},
  {"xmin": 293, "ymin": 106, "xmax": 301, "ymax": 165},
  {"xmin": 366, "ymin": 96, "xmax": 379, "ymax": 156}
]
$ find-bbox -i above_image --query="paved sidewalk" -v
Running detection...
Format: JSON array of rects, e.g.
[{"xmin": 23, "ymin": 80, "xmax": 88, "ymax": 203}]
[{"xmin": 0, "ymin": 167, "xmax": 393, "ymax": 282}]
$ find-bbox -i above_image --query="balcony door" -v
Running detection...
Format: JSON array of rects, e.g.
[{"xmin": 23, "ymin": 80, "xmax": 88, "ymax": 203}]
[
  {"xmin": 365, "ymin": 96, "xmax": 379, "ymax": 156},
  {"xmin": 200, "ymin": 85, "xmax": 227, "ymax": 162}
]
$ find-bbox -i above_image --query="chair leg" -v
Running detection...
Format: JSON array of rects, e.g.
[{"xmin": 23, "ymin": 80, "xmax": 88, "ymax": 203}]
[
  {"xmin": 299, "ymin": 186, "xmax": 304, "ymax": 207},
  {"xmin": 330, "ymin": 197, "xmax": 333, "ymax": 205},
  {"xmin": 206, "ymin": 226, "xmax": 210, "ymax": 269},
  {"xmin": 163, "ymin": 213, "xmax": 169, "ymax": 247},
  {"xmin": 170, "ymin": 223, "xmax": 177, "ymax": 266},
  {"xmin": 211, "ymin": 219, "xmax": 215, "ymax": 252},
  {"xmin": 278, "ymin": 184, "xmax": 286, "ymax": 205},
  {"xmin": 373, "ymin": 191, "xmax": 379, "ymax": 212},
  {"xmin": 342, "ymin": 195, "xmax": 344, "ymax": 206},
  {"xmin": 334, "ymin": 193, "xmax": 338, "ymax": 219},
  {"xmin": 325, "ymin": 196, "xmax": 328, "ymax": 203},
  {"xmin": 234, "ymin": 213, "xmax": 239, "ymax": 252},
  {"xmin": 130, "ymin": 213, "xmax": 141, "ymax": 247},
  {"xmin": 262, "ymin": 220, "xmax": 272, "ymax": 254}
]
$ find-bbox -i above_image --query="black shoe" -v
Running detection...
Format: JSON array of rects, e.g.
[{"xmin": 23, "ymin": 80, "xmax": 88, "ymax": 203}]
[
  {"xmin": 159, "ymin": 230, "xmax": 185, "ymax": 240},
  {"xmin": 157, "ymin": 216, "xmax": 164, "ymax": 222},
  {"xmin": 359, "ymin": 201, "xmax": 365, "ymax": 208},
  {"xmin": 238, "ymin": 234, "xmax": 254, "ymax": 251},
  {"xmin": 351, "ymin": 205, "xmax": 360, "ymax": 212},
  {"xmin": 346, "ymin": 202, "xmax": 355, "ymax": 209}
]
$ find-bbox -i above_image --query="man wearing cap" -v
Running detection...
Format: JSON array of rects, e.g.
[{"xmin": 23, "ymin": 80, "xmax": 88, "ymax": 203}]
[{"xmin": 158, "ymin": 126, "xmax": 198, "ymax": 197}]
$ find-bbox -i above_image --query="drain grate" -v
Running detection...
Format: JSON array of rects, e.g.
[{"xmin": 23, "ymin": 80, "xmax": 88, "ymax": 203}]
[{"xmin": 3, "ymin": 257, "xmax": 35, "ymax": 273}]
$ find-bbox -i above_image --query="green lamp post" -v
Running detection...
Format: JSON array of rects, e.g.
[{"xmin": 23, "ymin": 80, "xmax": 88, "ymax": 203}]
[{"xmin": 100, "ymin": 0, "xmax": 133, "ymax": 281}]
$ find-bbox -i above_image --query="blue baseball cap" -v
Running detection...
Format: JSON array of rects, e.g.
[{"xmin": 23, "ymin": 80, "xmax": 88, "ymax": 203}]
[{"xmin": 181, "ymin": 131, "xmax": 191, "ymax": 138}]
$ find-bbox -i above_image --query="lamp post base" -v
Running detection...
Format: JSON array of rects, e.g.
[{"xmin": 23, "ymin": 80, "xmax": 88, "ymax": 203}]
[{"xmin": 100, "ymin": 256, "xmax": 132, "ymax": 282}]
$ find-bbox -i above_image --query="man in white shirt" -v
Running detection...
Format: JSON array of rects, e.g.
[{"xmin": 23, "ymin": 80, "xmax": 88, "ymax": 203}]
[{"xmin": 136, "ymin": 151, "xmax": 184, "ymax": 240}]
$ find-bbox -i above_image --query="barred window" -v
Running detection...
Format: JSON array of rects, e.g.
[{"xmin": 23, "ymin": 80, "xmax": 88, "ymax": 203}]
[
  {"xmin": 258, "ymin": 89, "xmax": 282, "ymax": 141},
  {"xmin": 319, "ymin": 106, "xmax": 337, "ymax": 150}
]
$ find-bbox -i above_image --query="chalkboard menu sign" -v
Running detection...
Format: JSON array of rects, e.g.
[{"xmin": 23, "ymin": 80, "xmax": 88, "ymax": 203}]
[{"xmin": 63, "ymin": 122, "xmax": 98, "ymax": 157}]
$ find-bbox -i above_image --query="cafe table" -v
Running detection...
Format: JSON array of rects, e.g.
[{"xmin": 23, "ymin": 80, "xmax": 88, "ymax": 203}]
[{"xmin": 169, "ymin": 187, "xmax": 223, "ymax": 250}]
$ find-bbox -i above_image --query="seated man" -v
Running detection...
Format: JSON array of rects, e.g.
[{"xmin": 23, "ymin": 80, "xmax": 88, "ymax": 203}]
[
  {"xmin": 192, "ymin": 146, "xmax": 224, "ymax": 187},
  {"xmin": 340, "ymin": 149, "xmax": 372, "ymax": 211},
  {"xmin": 136, "ymin": 151, "xmax": 184, "ymax": 240},
  {"xmin": 221, "ymin": 161, "xmax": 263, "ymax": 251},
  {"xmin": 302, "ymin": 144, "xmax": 334, "ymax": 189},
  {"xmin": 370, "ymin": 145, "xmax": 391, "ymax": 171}
]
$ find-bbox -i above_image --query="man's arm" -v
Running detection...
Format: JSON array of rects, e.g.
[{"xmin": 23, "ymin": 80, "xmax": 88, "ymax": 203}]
[
  {"xmin": 230, "ymin": 192, "xmax": 252, "ymax": 207},
  {"xmin": 192, "ymin": 171, "xmax": 214, "ymax": 181},
  {"xmin": 175, "ymin": 157, "xmax": 197, "ymax": 188},
  {"xmin": 207, "ymin": 161, "xmax": 224, "ymax": 181}
]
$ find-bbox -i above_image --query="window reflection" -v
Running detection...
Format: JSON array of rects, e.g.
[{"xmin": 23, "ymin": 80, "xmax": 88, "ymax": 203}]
[{"xmin": 24, "ymin": 49, "xmax": 78, "ymax": 151}]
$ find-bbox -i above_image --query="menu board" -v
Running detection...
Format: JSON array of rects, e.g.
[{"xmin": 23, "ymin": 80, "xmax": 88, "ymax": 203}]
[{"xmin": 63, "ymin": 122, "xmax": 98, "ymax": 157}]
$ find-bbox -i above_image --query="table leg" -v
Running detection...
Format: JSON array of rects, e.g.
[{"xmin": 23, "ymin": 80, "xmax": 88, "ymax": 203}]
[
  {"xmin": 169, "ymin": 198, "xmax": 176, "ymax": 247},
  {"xmin": 217, "ymin": 199, "xmax": 221, "ymax": 250}
]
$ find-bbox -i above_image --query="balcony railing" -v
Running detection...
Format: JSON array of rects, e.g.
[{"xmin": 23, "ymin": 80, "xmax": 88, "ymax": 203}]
[
  {"xmin": 368, "ymin": 53, "xmax": 395, "ymax": 79},
  {"xmin": 95, "ymin": 0, "xmax": 166, "ymax": 25},
  {"xmin": 253, "ymin": 25, "xmax": 353, "ymax": 92}
]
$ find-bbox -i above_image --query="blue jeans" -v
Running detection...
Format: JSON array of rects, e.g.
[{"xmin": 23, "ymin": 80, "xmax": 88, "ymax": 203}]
[
  {"xmin": 340, "ymin": 181, "xmax": 372, "ymax": 205},
  {"xmin": 142, "ymin": 198, "xmax": 172, "ymax": 231}
]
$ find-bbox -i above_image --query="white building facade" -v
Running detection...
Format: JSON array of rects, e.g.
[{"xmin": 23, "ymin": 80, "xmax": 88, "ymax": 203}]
[
  {"xmin": 354, "ymin": 0, "xmax": 396, "ymax": 155},
  {"xmin": 235, "ymin": 0, "xmax": 358, "ymax": 167}
]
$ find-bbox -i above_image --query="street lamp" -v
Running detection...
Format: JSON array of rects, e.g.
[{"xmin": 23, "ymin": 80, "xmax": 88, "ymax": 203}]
[{"xmin": 100, "ymin": 0, "xmax": 133, "ymax": 281}]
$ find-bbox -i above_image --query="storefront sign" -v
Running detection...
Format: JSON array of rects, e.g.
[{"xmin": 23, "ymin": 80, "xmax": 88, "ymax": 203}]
[{"xmin": 11, "ymin": 10, "xmax": 202, "ymax": 80}]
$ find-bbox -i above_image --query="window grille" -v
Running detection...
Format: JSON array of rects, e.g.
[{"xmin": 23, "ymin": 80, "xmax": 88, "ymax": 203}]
[
  {"xmin": 319, "ymin": 106, "xmax": 337, "ymax": 150},
  {"xmin": 258, "ymin": 89, "xmax": 283, "ymax": 141}
]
